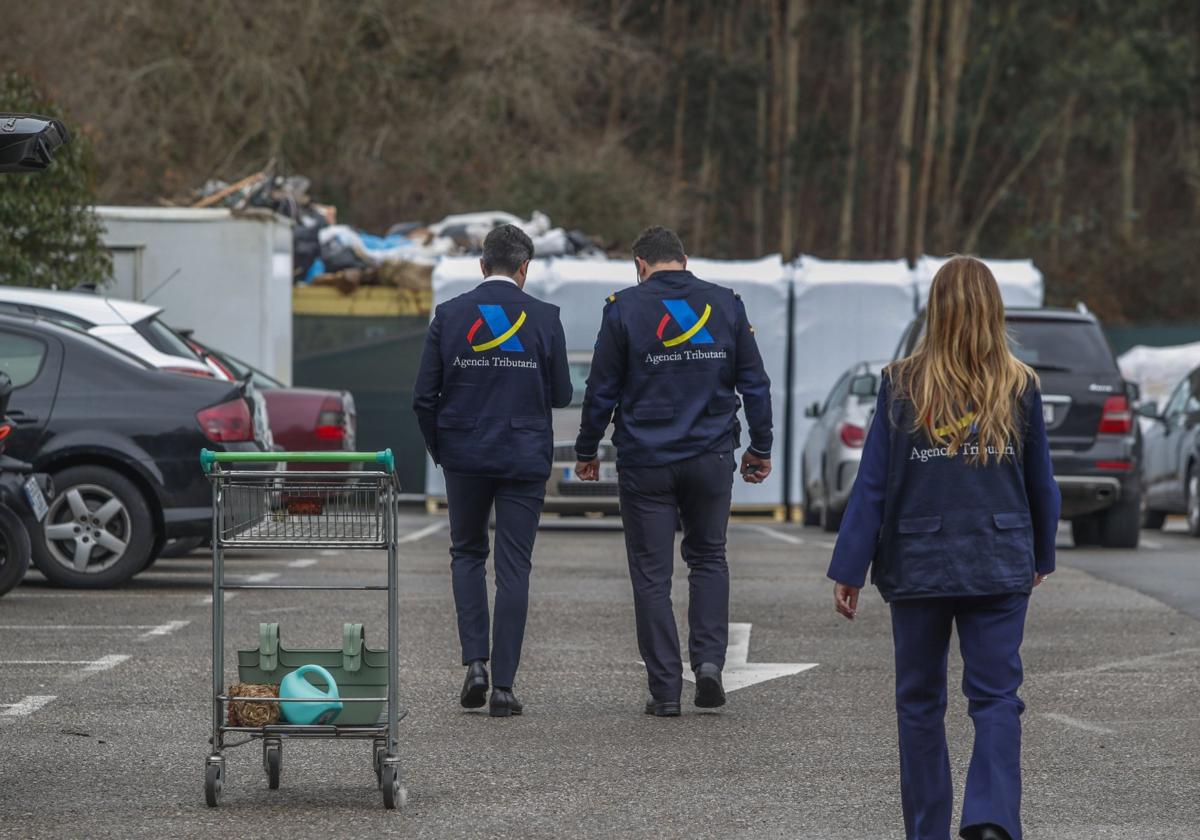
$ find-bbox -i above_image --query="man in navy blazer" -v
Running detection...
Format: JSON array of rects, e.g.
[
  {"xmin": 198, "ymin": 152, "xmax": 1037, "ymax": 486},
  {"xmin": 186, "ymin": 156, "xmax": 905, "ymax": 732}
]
[{"xmin": 413, "ymin": 224, "xmax": 572, "ymax": 717}]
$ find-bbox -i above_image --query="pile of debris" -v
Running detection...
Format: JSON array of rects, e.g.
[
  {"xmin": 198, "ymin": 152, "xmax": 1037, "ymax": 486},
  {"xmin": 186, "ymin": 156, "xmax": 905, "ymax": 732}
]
[{"xmin": 184, "ymin": 169, "xmax": 607, "ymax": 291}]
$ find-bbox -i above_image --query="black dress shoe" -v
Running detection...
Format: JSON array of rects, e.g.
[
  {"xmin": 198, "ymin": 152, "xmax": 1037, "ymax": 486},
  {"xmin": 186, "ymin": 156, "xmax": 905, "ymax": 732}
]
[
  {"xmin": 644, "ymin": 699, "xmax": 682, "ymax": 717},
  {"xmin": 693, "ymin": 662, "xmax": 726, "ymax": 708},
  {"xmin": 489, "ymin": 688, "xmax": 523, "ymax": 717},
  {"xmin": 460, "ymin": 661, "xmax": 488, "ymax": 709},
  {"xmin": 975, "ymin": 826, "xmax": 1010, "ymax": 840}
]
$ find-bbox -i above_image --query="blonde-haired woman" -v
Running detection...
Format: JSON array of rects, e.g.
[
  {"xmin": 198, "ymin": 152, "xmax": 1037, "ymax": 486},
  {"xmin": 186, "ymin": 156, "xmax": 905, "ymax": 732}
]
[{"xmin": 827, "ymin": 256, "xmax": 1061, "ymax": 840}]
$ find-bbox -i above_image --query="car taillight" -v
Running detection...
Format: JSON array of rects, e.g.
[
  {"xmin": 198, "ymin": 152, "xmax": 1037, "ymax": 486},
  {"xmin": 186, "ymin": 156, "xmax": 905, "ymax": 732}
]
[
  {"xmin": 165, "ymin": 366, "xmax": 215, "ymax": 379},
  {"xmin": 0, "ymin": 423, "xmax": 11, "ymax": 442},
  {"xmin": 1098, "ymin": 395, "xmax": 1132, "ymax": 435},
  {"xmin": 315, "ymin": 396, "xmax": 346, "ymax": 442},
  {"xmin": 197, "ymin": 399, "xmax": 254, "ymax": 442},
  {"xmin": 840, "ymin": 422, "xmax": 866, "ymax": 448}
]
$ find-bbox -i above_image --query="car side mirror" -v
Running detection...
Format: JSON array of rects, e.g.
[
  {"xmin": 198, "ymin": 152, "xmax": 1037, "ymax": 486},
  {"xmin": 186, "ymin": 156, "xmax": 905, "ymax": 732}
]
[
  {"xmin": 804, "ymin": 401, "xmax": 822, "ymax": 419},
  {"xmin": 850, "ymin": 374, "xmax": 877, "ymax": 397},
  {"xmin": 0, "ymin": 115, "xmax": 69, "ymax": 172},
  {"xmin": 1135, "ymin": 401, "xmax": 1161, "ymax": 421}
]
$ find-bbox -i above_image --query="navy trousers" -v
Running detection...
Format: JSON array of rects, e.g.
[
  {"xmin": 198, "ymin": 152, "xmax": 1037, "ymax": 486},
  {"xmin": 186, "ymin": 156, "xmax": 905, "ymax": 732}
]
[
  {"xmin": 444, "ymin": 471, "xmax": 545, "ymax": 689},
  {"xmin": 890, "ymin": 593, "xmax": 1029, "ymax": 840},
  {"xmin": 617, "ymin": 450, "xmax": 735, "ymax": 702}
]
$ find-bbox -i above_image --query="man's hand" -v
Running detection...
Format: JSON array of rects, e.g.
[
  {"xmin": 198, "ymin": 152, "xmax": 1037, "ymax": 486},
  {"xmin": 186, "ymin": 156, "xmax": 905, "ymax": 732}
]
[
  {"xmin": 834, "ymin": 583, "xmax": 860, "ymax": 620},
  {"xmin": 1034, "ymin": 572, "xmax": 1049, "ymax": 588},
  {"xmin": 575, "ymin": 458, "xmax": 600, "ymax": 482},
  {"xmin": 740, "ymin": 451, "xmax": 771, "ymax": 484}
]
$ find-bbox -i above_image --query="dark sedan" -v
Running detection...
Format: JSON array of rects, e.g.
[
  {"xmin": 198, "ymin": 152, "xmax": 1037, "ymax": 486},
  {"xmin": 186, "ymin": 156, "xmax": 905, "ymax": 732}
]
[{"xmin": 0, "ymin": 314, "xmax": 267, "ymax": 587}]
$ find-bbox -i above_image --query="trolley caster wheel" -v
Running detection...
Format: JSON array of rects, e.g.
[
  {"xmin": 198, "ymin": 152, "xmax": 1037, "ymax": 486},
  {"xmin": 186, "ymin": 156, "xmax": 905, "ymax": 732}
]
[
  {"xmin": 204, "ymin": 761, "xmax": 224, "ymax": 807},
  {"xmin": 264, "ymin": 742, "xmax": 282, "ymax": 790},
  {"xmin": 380, "ymin": 766, "xmax": 406, "ymax": 810}
]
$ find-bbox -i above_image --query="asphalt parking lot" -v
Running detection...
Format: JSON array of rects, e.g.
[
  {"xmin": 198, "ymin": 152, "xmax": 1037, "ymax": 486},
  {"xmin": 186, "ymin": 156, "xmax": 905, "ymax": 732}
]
[{"xmin": 1, "ymin": 512, "xmax": 1198, "ymax": 839}]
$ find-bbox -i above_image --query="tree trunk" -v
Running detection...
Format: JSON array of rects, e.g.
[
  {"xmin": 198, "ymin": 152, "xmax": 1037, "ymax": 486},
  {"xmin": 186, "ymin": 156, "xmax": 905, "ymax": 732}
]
[
  {"xmin": 1119, "ymin": 114, "xmax": 1137, "ymax": 244},
  {"xmin": 752, "ymin": 3, "xmax": 769, "ymax": 257},
  {"xmin": 692, "ymin": 8, "xmax": 725, "ymax": 252},
  {"xmin": 892, "ymin": 0, "xmax": 927, "ymax": 261},
  {"xmin": 1048, "ymin": 92, "xmax": 1078, "ymax": 269},
  {"xmin": 946, "ymin": 43, "xmax": 998, "ymax": 249},
  {"xmin": 913, "ymin": 0, "xmax": 942, "ymax": 261},
  {"xmin": 778, "ymin": 0, "xmax": 807, "ymax": 260},
  {"xmin": 605, "ymin": 0, "xmax": 627, "ymax": 134},
  {"xmin": 837, "ymin": 10, "xmax": 863, "ymax": 259},
  {"xmin": 863, "ymin": 57, "xmax": 882, "ymax": 256},
  {"xmin": 962, "ymin": 114, "xmax": 1060, "ymax": 252},
  {"xmin": 668, "ymin": 6, "xmax": 690, "ymax": 229},
  {"xmin": 933, "ymin": 0, "xmax": 969, "ymax": 251}
]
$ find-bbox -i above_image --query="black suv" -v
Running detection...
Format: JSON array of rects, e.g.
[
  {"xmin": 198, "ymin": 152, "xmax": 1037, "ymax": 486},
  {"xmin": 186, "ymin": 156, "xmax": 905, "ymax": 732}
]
[{"xmin": 896, "ymin": 308, "xmax": 1141, "ymax": 548}]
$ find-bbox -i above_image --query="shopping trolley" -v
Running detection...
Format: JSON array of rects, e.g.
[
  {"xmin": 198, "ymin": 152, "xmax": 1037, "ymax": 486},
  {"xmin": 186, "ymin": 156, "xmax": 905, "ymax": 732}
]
[{"xmin": 199, "ymin": 449, "xmax": 406, "ymax": 809}]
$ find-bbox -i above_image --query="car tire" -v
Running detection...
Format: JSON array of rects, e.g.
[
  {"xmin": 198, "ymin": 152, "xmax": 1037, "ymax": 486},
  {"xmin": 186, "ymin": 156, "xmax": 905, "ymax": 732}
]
[
  {"xmin": 29, "ymin": 466, "xmax": 155, "ymax": 589},
  {"xmin": 0, "ymin": 505, "xmax": 32, "ymax": 597},
  {"xmin": 800, "ymin": 465, "xmax": 818, "ymax": 527},
  {"xmin": 1071, "ymin": 514, "xmax": 1102, "ymax": 547},
  {"xmin": 1141, "ymin": 504, "xmax": 1167, "ymax": 530},
  {"xmin": 1100, "ymin": 492, "xmax": 1141, "ymax": 549},
  {"xmin": 1187, "ymin": 464, "xmax": 1200, "ymax": 538},
  {"xmin": 159, "ymin": 536, "xmax": 205, "ymax": 559},
  {"xmin": 820, "ymin": 488, "xmax": 843, "ymax": 533}
]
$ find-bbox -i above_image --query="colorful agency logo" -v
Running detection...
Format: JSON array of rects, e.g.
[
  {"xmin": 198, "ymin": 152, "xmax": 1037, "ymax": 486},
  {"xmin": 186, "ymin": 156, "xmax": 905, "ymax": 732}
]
[
  {"xmin": 656, "ymin": 299, "xmax": 714, "ymax": 348},
  {"xmin": 468, "ymin": 304, "xmax": 527, "ymax": 352}
]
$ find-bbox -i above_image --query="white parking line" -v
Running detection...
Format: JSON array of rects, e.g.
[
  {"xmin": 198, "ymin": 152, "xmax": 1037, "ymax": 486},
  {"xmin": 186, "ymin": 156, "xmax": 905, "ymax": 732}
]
[
  {"xmin": 398, "ymin": 520, "xmax": 448, "ymax": 544},
  {"xmin": 1, "ymin": 654, "xmax": 130, "ymax": 672},
  {"xmin": 743, "ymin": 525, "xmax": 806, "ymax": 546},
  {"xmin": 198, "ymin": 592, "xmax": 238, "ymax": 605},
  {"xmin": 240, "ymin": 572, "xmax": 280, "ymax": 584},
  {"xmin": 287, "ymin": 558, "xmax": 318, "ymax": 568},
  {"xmin": 1141, "ymin": 539, "xmax": 1163, "ymax": 550},
  {"xmin": 1042, "ymin": 712, "xmax": 1115, "ymax": 735},
  {"xmin": 1, "ymin": 696, "xmax": 56, "ymax": 717},
  {"xmin": 138, "ymin": 620, "xmax": 189, "ymax": 640}
]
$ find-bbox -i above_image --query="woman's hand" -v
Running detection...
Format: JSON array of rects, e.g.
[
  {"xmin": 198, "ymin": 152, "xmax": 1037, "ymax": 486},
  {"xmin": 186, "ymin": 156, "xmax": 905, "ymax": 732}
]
[{"xmin": 834, "ymin": 583, "xmax": 860, "ymax": 620}]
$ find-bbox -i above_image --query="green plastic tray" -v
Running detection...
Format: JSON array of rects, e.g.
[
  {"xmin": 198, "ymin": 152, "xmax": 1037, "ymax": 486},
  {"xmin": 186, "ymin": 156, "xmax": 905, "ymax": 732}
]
[{"xmin": 237, "ymin": 623, "xmax": 389, "ymax": 726}]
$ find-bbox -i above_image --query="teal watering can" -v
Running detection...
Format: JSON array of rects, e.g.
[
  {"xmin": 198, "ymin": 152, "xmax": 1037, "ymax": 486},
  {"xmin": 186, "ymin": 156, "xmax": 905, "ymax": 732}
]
[{"xmin": 279, "ymin": 664, "xmax": 343, "ymax": 725}]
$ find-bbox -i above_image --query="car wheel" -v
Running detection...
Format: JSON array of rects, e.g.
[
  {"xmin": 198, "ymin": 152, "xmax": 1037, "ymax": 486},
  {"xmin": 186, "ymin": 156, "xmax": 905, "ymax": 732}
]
[
  {"xmin": 820, "ymin": 487, "xmax": 843, "ymax": 533},
  {"xmin": 1100, "ymin": 491, "xmax": 1141, "ymax": 549},
  {"xmin": 29, "ymin": 466, "xmax": 155, "ymax": 588},
  {"xmin": 1187, "ymin": 465, "xmax": 1200, "ymax": 538},
  {"xmin": 800, "ymin": 464, "xmax": 818, "ymax": 527},
  {"xmin": 0, "ymin": 505, "xmax": 32, "ymax": 597},
  {"xmin": 1071, "ymin": 514, "xmax": 1102, "ymax": 547}
]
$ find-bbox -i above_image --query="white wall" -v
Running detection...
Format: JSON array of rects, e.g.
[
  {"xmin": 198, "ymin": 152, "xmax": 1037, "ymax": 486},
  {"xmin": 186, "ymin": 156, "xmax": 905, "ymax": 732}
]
[{"xmin": 97, "ymin": 206, "xmax": 294, "ymax": 383}]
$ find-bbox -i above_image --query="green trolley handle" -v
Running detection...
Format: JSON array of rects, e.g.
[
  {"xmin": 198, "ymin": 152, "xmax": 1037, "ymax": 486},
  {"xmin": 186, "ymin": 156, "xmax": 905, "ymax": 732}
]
[{"xmin": 200, "ymin": 448, "xmax": 395, "ymax": 474}]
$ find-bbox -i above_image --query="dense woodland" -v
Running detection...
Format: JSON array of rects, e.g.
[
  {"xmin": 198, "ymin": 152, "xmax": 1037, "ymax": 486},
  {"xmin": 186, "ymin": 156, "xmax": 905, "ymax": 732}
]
[{"xmin": 4, "ymin": 1, "xmax": 1199, "ymax": 322}]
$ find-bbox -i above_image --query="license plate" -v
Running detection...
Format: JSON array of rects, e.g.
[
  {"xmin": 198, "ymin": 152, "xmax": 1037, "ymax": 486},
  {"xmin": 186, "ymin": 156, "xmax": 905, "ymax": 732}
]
[
  {"xmin": 1042, "ymin": 404, "xmax": 1055, "ymax": 424},
  {"xmin": 23, "ymin": 477, "xmax": 48, "ymax": 522},
  {"xmin": 562, "ymin": 464, "xmax": 618, "ymax": 483}
]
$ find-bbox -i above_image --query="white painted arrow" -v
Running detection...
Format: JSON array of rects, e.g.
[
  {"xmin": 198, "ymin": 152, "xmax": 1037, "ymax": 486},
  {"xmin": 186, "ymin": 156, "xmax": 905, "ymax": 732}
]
[{"xmin": 682, "ymin": 623, "xmax": 817, "ymax": 692}]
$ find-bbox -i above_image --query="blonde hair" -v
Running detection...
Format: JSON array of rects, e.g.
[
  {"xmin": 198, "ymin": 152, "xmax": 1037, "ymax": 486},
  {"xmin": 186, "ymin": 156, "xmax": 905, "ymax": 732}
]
[{"xmin": 888, "ymin": 256, "xmax": 1036, "ymax": 464}]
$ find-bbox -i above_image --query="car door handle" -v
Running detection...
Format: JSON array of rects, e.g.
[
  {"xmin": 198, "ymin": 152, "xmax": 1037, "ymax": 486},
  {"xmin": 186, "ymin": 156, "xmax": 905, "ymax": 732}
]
[{"xmin": 7, "ymin": 411, "xmax": 39, "ymax": 425}]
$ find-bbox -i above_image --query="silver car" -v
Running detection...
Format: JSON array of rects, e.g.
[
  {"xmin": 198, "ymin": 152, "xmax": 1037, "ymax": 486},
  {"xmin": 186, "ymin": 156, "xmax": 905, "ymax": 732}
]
[
  {"xmin": 545, "ymin": 351, "xmax": 620, "ymax": 514},
  {"xmin": 800, "ymin": 360, "xmax": 886, "ymax": 531}
]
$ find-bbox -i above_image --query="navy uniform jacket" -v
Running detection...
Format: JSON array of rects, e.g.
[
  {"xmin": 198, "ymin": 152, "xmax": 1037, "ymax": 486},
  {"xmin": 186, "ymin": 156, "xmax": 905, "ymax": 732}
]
[
  {"xmin": 827, "ymin": 374, "xmax": 1061, "ymax": 601},
  {"xmin": 575, "ymin": 269, "xmax": 772, "ymax": 467},
  {"xmin": 412, "ymin": 278, "xmax": 572, "ymax": 482}
]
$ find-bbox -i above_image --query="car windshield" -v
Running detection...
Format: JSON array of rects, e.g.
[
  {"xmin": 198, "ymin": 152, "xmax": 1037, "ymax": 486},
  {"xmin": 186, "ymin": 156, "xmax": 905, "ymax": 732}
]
[
  {"xmin": 220, "ymin": 350, "xmax": 284, "ymax": 389},
  {"xmin": 137, "ymin": 316, "xmax": 203, "ymax": 360},
  {"xmin": 569, "ymin": 360, "xmax": 591, "ymax": 407},
  {"xmin": 1007, "ymin": 319, "xmax": 1117, "ymax": 374}
]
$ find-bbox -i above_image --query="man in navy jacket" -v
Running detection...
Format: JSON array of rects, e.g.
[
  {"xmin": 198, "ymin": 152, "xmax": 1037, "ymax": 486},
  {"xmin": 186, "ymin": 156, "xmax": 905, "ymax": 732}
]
[
  {"xmin": 413, "ymin": 224, "xmax": 572, "ymax": 717},
  {"xmin": 574, "ymin": 226, "xmax": 773, "ymax": 716}
]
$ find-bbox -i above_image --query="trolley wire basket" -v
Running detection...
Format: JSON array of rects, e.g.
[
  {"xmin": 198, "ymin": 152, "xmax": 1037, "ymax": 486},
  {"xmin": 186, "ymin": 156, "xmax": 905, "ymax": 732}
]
[{"xmin": 199, "ymin": 448, "xmax": 407, "ymax": 810}]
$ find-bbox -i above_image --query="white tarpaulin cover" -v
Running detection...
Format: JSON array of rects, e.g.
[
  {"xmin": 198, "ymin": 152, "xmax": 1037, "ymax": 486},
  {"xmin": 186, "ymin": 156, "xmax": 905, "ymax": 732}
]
[
  {"xmin": 1118, "ymin": 342, "xmax": 1200, "ymax": 408},
  {"xmin": 542, "ymin": 257, "xmax": 634, "ymax": 349},
  {"xmin": 915, "ymin": 255, "xmax": 1043, "ymax": 308},
  {"xmin": 789, "ymin": 256, "xmax": 917, "ymax": 505}
]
